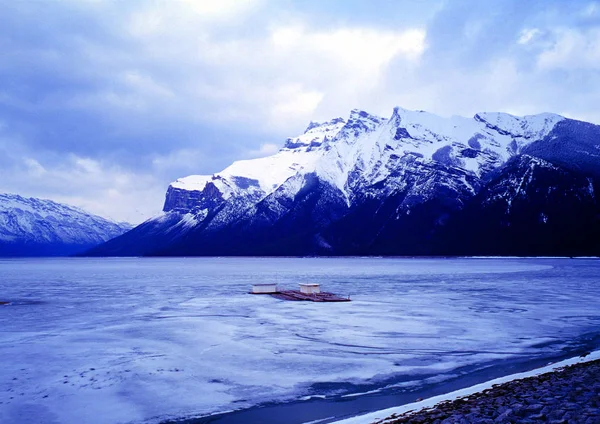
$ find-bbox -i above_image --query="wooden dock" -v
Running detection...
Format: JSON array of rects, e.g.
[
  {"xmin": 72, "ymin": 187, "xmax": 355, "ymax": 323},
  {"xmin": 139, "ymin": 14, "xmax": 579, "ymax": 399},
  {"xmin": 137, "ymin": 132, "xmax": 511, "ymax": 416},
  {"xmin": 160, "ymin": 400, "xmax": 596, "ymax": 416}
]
[{"xmin": 256, "ymin": 290, "xmax": 350, "ymax": 302}]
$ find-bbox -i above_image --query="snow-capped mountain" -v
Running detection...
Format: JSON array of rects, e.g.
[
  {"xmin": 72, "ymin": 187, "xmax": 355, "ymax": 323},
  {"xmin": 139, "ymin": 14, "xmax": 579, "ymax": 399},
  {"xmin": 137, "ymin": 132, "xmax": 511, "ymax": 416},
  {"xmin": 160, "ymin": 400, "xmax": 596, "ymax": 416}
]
[
  {"xmin": 87, "ymin": 107, "xmax": 600, "ymax": 256},
  {"xmin": 0, "ymin": 194, "xmax": 132, "ymax": 256}
]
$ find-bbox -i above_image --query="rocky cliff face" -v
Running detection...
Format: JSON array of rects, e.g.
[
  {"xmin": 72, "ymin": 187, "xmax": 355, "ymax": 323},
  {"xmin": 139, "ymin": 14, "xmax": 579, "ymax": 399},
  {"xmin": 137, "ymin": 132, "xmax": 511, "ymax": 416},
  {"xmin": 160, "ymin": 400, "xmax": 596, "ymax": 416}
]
[
  {"xmin": 86, "ymin": 106, "xmax": 600, "ymax": 257},
  {"xmin": 0, "ymin": 194, "xmax": 131, "ymax": 256}
]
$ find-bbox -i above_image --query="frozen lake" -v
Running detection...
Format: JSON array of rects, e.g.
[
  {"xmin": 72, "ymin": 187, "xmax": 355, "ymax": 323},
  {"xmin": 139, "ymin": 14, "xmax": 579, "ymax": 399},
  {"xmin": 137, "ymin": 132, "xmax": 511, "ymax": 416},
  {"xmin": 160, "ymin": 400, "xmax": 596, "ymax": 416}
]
[{"xmin": 1, "ymin": 257, "xmax": 599, "ymax": 424}]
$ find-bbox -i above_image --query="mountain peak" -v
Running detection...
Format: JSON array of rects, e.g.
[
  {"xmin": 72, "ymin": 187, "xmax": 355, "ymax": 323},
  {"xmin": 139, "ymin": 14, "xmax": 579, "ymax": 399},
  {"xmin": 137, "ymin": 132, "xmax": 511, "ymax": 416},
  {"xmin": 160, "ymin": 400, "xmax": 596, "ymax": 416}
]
[
  {"xmin": 304, "ymin": 117, "xmax": 345, "ymax": 134},
  {"xmin": 284, "ymin": 117, "xmax": 346, "ymax": 149},
  {"xmin": 348, "ymin": 108, "xmax": 385, "ymax": 122},
  {"xmin": 336, "ymin": 109, "xmax": 387, "ymax": 138}
]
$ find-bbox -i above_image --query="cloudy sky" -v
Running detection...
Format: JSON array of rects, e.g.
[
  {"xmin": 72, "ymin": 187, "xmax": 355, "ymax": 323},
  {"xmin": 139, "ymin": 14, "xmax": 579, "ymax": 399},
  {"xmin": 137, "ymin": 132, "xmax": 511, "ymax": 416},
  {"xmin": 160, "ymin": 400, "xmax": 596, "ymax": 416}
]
[{"xmin": 1, "ymin": 0, "xmax": 599, "ymax": 223}]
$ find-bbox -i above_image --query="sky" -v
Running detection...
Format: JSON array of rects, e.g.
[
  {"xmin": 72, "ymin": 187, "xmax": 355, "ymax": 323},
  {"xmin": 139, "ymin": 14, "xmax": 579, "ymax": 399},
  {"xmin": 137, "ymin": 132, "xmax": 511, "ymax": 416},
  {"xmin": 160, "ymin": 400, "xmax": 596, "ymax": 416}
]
[{"xmin": 1, "ymin": 0, "xmax": 599, "ymax": 223}]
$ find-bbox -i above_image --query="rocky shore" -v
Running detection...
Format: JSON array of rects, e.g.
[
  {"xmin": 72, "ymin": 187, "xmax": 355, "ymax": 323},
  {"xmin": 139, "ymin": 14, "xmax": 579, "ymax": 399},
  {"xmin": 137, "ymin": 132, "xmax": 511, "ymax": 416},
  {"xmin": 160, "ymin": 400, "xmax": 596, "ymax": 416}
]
[{"xmin": 374, "ymin": 358, "xmax": 600, "ymax": 424}]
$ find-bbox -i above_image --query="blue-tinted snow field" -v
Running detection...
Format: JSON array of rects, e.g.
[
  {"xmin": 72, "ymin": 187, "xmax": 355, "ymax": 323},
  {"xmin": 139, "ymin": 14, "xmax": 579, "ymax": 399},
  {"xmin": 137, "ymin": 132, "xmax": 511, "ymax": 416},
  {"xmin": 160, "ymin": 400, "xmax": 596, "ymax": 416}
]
[{"xmin": 1, "ymin": 258, "xmax": 599, "ymax": 424}]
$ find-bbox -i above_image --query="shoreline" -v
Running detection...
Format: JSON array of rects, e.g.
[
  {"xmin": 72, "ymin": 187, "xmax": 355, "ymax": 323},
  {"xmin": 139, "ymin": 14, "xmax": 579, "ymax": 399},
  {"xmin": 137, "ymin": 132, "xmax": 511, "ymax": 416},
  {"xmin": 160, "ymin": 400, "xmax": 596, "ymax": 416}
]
[
  {"xmin": 332, "ymin": 350, "xmax": 600, "ymax": 424},
  {"xmin": 163, "ymin": 344, "xmax": 600, "ymax": 424}
]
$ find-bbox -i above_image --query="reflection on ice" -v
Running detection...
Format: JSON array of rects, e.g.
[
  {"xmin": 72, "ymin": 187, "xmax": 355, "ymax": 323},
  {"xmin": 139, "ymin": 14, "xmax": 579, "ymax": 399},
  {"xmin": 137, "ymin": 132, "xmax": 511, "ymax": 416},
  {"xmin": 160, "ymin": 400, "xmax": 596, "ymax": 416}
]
[{"xmin": 0, "ymin": 257, "xmax": 599, "ymax": 424}]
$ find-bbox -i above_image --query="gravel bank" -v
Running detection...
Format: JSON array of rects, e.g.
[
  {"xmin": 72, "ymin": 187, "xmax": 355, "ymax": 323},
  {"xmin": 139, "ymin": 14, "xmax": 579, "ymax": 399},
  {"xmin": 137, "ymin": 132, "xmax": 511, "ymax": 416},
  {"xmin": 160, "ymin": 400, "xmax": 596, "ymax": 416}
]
[{"xmin": 374, "ymin": 358, "xmax": 600, "ymax": 424}]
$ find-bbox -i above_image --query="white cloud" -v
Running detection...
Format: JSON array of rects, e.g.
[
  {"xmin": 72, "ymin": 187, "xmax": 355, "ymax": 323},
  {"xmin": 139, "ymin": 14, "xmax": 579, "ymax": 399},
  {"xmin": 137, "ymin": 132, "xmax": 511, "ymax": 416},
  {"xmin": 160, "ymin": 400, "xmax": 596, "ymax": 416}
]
[
  {"xmin": 269, "ymin": 84, "xmax": 324, "ymax": 128},
  {"xmin": 269, "ymin": 25, "xmax": 426, "ymax": 65},
  {"xmin": 582, "ymin": 2, "xmax": 600, "ymax": 17},
  {"xmin": 128, "ymin": 9, "xmax": 164, "ymax": 38},
  {"xmin": 23, "ymin": 158, "xmax": 47, "ymax": 177},
  {"xmin": 247, "ymin": 143, "xmax": 280, "ymax": 158},
  {"xmin": 518, "ymin": 28, "xmax": 541, "ymax": 44},
  {"xmin": 128, "ymin": 0, "xmax": 260, "ymax": 38},
  {"xmin": 537, "ymin": 28, "xmax": 600, "ymax": 70},
  {"xmin": 180, "ymin": 0, "xmax": 260, "ymax": 19},
  {"xmin": 208, "ymin": 25, "xmax": 424, "ymax": 129},
  {"xmin": 151, "ymin": 148, "xmax": 207, "ymax": 176},
  {"xmin": 102, "ymin": 3, "xmax": 429, "ymax": 133}
]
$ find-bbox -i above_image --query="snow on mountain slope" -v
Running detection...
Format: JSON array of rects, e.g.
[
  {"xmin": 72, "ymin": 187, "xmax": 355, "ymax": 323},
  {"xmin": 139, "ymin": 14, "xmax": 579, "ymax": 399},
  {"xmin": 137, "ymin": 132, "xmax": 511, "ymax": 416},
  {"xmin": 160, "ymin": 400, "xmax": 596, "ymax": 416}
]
[
  {"xmin": 170, "ymin": 117, "xmax": 346, "ymax": 196},
  {"xmin": 159, "ymin": 107, "xmax": 566, "ymax": 228},
  {"xmin": 0, "ymin": 193, "xmax": 131, "ymax": 255},
  {"xmin": 170, "ymin": 108, "xmax": 563, "ymax": 203}
]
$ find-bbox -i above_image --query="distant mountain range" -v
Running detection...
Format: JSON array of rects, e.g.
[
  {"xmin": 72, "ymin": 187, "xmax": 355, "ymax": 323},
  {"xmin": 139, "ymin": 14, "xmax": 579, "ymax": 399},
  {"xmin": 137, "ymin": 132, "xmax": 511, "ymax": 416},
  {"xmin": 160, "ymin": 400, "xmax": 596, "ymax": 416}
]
[
  {"xmin": 85, "ymin": 106, "xmax": 600, "ymax": 257},
  {"xmin": 0, "ymin": 194, "xmax": 131, "ymax": 256}
]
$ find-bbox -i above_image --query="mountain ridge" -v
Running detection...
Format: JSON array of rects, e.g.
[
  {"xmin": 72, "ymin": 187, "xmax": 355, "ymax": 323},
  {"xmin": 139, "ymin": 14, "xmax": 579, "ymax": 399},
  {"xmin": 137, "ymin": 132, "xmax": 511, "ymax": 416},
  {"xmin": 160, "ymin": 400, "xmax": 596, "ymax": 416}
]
[
  {"xmin": 0, "ymin": 193, "xmax": 132, "ymax": 256},
  {"xmin": 85, "ymin": 106, "xmax": 600, "ymax": 257}
]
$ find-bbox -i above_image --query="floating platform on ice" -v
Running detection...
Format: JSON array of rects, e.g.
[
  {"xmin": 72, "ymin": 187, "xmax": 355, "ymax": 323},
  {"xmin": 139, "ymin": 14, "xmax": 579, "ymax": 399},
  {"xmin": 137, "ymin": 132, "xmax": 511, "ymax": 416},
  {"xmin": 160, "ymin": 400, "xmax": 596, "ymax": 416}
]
[
  {"xmin": 271, "ymin": 290, "xmax": 350, "ymax": 302},
  {"xmin": 250, "ymin": 283, "xmax": 350, "ymax": 302}
]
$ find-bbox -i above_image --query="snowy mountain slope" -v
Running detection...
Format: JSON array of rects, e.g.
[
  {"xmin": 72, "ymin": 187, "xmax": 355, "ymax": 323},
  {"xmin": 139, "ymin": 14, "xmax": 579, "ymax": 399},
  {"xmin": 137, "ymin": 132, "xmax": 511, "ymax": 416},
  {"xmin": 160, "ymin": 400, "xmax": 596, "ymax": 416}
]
[
  {"xmin": 86, "ymin": 106, "xmax": 600, "ymax": 256},
  {"xmin": 0, "ymin": 194, "xmax": 132, "ymax": 256},
  {"xmin": 166, "ymin": 117, "xmax": 347, "ymax": 209},
  {"xmin": 166, "ymin": 107, "xmax": 563, "ymax": 210},
  {"xmin": 168, "ymin": 108, "xmax": 555, "ymax": 209}
]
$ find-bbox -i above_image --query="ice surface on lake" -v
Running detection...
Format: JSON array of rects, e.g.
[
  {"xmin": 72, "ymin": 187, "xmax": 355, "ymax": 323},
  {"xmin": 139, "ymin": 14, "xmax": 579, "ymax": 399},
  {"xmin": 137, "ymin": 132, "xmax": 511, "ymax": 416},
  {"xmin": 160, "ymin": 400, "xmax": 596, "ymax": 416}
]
[{"xmin": 1, "ymin": 258, "xmax": 599, "ymax": 424}]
